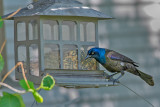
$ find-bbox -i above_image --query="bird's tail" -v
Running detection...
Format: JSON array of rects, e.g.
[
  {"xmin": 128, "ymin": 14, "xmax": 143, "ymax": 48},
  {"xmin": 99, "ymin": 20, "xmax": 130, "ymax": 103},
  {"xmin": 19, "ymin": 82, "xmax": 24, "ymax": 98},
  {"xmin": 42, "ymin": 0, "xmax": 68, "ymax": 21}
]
[{"xmin": 137, "ymin": 70, "xmax": 154, "ymax": 86}]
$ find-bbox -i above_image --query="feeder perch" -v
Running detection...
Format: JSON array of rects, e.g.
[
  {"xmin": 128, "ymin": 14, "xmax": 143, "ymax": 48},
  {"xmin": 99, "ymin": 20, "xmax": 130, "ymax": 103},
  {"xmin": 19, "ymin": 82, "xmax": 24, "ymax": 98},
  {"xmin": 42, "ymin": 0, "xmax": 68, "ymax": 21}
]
[{"xmin": 3, "ymin": 0, "xmax": 117, "ymax": 88}]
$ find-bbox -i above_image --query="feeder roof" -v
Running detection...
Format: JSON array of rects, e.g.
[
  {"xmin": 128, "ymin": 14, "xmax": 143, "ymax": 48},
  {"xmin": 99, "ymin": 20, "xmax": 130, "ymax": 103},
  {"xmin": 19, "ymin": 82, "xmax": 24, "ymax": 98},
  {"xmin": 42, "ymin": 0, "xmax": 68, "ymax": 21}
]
[{"xmin": 3, "ymin": 0, "xmax": 112, "ymax": 20}]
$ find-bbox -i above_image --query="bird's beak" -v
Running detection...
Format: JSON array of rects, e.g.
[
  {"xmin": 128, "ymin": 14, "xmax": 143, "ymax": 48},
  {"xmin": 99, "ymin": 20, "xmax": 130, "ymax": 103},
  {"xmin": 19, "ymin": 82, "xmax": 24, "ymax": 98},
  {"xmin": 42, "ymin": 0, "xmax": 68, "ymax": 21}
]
[{"xmin": 85, "ymin": 55, "xmax": 91, "ymax": 60}]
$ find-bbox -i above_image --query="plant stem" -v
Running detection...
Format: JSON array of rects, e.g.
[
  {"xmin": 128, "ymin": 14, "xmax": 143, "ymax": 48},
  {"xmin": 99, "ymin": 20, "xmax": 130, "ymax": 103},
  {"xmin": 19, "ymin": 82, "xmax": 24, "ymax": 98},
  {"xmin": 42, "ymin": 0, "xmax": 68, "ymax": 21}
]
[
  {"xmin": 2, "ymin": 8, "xmax": 21, "ymax": 20},
  {"xmin": 0, "ymin": 82, "xmax": 26, "ymax": 94},
  {"xmin": 1, "ymin": 62, "xmax": 30, "ymax": 89},
  {"xmin": 0, "ymin": 40, "xmax": 6, "ymax": 54},
  {"xmin": 19, "ymin": 62, "xmax": 30, "ymax": 89},
  {"xmin": 36, "ymin": 86, "xmax": 41, "ymax": 91}
]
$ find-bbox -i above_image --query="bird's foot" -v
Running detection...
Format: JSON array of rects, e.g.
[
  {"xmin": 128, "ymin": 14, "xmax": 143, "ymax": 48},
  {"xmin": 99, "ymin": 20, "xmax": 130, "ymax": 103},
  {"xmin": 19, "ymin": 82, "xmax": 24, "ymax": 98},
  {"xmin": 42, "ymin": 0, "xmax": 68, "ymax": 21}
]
[
  {"xmin": 113, "ymin": 79, "xmax": 120, "ymax": 85},
  {"xmin": 112, "ymin": 71, "xmax": 124, "ymax": 85},
  {"xmin": 106, "ymin": 75, "xmax": 112, "ymax": 80},
  {"xmin": 107, "ymin": 73, "xmax": 117, "ymax": 79}
]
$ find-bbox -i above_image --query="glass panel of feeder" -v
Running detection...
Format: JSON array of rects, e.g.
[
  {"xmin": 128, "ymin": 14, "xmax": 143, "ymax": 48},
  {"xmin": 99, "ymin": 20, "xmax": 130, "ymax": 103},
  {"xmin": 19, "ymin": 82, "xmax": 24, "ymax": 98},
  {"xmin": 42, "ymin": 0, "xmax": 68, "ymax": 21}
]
[
  {"xmin": 44, "ymin": 44, "xmax": 60, "ymax": 69},
  {"xmin": 81, "ymin": 46, "xmax": 97, "ymax": 70},
  {"xmin": 18, "ymin": 46, "xmax": 27, "ymax": 72},
  {"xmin": 29, "ymin": 44, "xmax": 39, "ymax": 76},
  {"xmin": 43, "ymin": 20, "xmax": 59, "ymax": 40},
  {"xmin": 29, "ymin": 20, "xmax": 38, "ymax": 40},
  {"xmin": 80, "ymin": 22, "xmax": 85, "ymax": 41},
  {"xmin": 62, "ymin": 21, "xmax": 77, "ymax": 41},
  {"xmin": 86, "ymin": 22, "xmax": 96, "ymax": 42},
  {"xmin": 52, "ymin": 21, "xmax": 59, "ymax": 40},
  {"xmin": 63, "ymin": 45, "xmax": 78, "ymax": 69},
  {"xmin": 17, "ymin": 22, "xmax": 26, "ymax": 41}
]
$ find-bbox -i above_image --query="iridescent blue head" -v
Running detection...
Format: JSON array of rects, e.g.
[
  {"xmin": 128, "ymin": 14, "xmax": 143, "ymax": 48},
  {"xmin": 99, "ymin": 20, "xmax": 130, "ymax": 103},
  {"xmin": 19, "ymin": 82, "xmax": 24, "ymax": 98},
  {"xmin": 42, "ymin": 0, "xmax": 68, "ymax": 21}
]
[{"xmin": 85, "ymin": 47, "xmax": 106, "ymax": 64}]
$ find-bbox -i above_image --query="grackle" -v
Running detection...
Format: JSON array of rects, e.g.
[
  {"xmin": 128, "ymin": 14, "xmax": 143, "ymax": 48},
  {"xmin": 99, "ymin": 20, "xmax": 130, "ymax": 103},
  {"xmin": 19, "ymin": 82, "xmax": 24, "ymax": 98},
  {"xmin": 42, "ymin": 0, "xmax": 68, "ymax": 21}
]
[{"xmin": 85, "ymin": 48, "xmax": 154, "ymax": 86}]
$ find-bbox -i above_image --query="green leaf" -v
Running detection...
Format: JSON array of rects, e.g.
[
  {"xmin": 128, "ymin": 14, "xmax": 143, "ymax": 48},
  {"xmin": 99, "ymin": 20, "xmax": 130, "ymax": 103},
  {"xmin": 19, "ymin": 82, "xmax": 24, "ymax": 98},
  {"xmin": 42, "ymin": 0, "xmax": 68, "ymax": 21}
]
[
  {"xmin": 0, "ymin": 92, "xmax": 25, "ymax": 107},
  {"xmin": 40, "ymin": 75, "xmax": 55, "ymax": 90},
  {"xmin": 13, "ymin": 94, "xmax": 25, "ymax": 107},
  {"xmin": 0, "ymin": 54, "xmax": 4, "ymax": 72},
  {"xmin": 0, "ymin": 16, "xmax": 3, "ymax": 28},
  {"xmin": 32, "ymin": 91, "xmax": 43, "ymax": 103},
  {"xmin": 19, "ymin": 79, "xmax": 35, "ymax": 91}
]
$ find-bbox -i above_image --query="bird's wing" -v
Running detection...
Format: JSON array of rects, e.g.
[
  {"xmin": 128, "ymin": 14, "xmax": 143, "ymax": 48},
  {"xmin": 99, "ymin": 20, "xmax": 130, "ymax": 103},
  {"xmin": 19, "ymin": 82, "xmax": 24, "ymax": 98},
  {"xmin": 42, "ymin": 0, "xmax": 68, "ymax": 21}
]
[{"xmin": 106, "ymin": 50, "xmax": 139, "ymax": 67}]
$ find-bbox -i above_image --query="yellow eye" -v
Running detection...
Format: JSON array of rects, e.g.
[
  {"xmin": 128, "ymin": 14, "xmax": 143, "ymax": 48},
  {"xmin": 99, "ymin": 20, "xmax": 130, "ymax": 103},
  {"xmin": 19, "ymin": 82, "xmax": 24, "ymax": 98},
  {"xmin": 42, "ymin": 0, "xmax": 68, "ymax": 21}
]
[{"xmin": 91, "ymin": 52, "xmax": 95, "ymax": 55}]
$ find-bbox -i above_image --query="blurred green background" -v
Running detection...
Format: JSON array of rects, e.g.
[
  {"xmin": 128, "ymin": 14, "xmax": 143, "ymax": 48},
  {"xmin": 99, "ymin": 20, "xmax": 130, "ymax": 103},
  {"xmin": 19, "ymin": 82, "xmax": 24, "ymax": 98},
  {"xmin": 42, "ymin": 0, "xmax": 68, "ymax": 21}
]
[{"xmin": 0, "ymin": 0, "xmax": 160, "ymax": 107}]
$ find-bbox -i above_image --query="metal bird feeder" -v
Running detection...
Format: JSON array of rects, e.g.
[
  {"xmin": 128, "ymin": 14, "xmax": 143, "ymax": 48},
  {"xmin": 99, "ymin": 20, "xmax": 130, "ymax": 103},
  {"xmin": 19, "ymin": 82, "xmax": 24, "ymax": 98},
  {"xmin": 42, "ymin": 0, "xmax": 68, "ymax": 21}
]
[{"xmin": 3, "ymin": 0, "xmax": 116, "ymax": 88}]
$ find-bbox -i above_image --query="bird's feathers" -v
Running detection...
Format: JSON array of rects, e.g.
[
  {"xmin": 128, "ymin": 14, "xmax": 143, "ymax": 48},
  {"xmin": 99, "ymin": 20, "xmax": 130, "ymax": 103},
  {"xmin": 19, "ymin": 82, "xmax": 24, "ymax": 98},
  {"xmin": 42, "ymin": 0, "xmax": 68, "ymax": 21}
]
[
  {"xmin": 106, "ymin": 49, "xmax": 139, "ymax": 67},
  {"xmin": 137, "ymin": 69, "xmax": 154, "ymax": 86},
  {"xmin": 87, "ymin": 48, "xmax": 106, "ymax": 64}
]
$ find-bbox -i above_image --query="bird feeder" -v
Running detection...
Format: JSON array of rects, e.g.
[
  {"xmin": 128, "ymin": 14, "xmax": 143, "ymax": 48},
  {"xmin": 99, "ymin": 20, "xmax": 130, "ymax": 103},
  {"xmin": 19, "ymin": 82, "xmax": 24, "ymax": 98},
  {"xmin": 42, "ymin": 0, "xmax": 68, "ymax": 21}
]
[{"xmin": 3, "ymin": 0, "xmax": 116, "ymax": 88}]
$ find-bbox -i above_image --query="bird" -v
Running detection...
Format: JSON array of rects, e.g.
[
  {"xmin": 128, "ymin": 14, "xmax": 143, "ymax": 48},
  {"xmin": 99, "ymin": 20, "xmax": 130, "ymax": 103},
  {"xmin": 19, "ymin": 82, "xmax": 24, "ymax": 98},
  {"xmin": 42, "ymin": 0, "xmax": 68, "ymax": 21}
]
[{"xmin": 85, "ymin": 47, "xmax": 154, "ymax": 86}]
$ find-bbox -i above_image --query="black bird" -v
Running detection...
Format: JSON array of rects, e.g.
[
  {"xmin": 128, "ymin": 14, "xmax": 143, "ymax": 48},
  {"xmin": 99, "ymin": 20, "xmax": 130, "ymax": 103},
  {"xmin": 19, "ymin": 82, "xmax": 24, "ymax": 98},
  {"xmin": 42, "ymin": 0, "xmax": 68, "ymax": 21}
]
[{"xmin": 85, "ymin": 47, "xmax": 154, "ymax": 86}]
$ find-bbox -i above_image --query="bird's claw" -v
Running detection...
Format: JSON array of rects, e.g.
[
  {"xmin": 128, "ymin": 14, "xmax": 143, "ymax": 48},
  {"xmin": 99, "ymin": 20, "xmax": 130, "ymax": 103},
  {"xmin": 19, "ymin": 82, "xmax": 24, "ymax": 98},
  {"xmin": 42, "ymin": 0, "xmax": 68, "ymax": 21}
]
[
  {"xmin": 106, "ymin": 75, "xmax": 112, "ymax": 80},
  {"xmin": 113, "ymin": 79, "xmax": 120, "ymax": 85}
]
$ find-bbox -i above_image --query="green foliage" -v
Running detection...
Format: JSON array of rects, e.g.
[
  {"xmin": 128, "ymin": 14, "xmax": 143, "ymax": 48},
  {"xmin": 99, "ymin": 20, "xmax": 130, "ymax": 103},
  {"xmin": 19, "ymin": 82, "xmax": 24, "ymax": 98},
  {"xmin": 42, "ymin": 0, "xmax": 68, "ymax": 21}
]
[
  {"xmin": 0, "ymin": 54, "xmax": 4, "ymax": 72},
  {"xmin": 40, "ymin": 75, "xmax": 55, "ymax": 91},
  {"xmin": 0, "ymin": 16, "xmax": 3, "ymax": 28},
  {"xmin": 19, "ymin": 79, "xmax": 35, "ymax": 91},
  {"xmin": 29, "ymin": 75, "xmax": 55, "ymax": 103},
  {"xmin": 0, "ymin": 92, "xmax": 25, "ymax": 107},
  {"xmin": 1, "ymin": 57, "xmax": 55, "ymax": 105},
  {"xmin": 19, "ymin": 79, "xmax": 43, "ymax": 103},
  {"xmin": 32, "ymin": 91, "xmax": 43, "ymax": 103},
  {"xmin": 13, "ymin": 93, "xmax": 25, "ymax": 106}
]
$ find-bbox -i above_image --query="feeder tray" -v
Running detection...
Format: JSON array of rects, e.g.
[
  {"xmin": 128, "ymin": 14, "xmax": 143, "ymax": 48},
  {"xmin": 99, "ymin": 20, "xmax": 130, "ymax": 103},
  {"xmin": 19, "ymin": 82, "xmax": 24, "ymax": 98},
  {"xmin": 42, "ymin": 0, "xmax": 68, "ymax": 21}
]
[{"xmin": 16, "ymin": 69, "xmax": 118, "ymax": 88}]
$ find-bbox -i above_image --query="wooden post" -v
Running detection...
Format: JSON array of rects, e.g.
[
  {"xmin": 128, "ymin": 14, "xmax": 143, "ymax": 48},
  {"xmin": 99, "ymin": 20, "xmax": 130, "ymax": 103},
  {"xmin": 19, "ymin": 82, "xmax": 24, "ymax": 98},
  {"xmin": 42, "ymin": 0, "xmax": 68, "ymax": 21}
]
[{"xmin": 0, "ymin": 0, "xmax": 8, "ymax": 81}]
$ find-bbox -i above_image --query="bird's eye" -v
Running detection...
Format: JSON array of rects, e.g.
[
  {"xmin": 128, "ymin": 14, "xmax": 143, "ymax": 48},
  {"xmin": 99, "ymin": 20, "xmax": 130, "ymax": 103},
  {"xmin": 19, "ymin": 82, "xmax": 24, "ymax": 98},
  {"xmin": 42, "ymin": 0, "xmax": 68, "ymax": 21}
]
[{"xmin": 91, "ymin": 52, "xmax": 95, "ymax": 55}]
